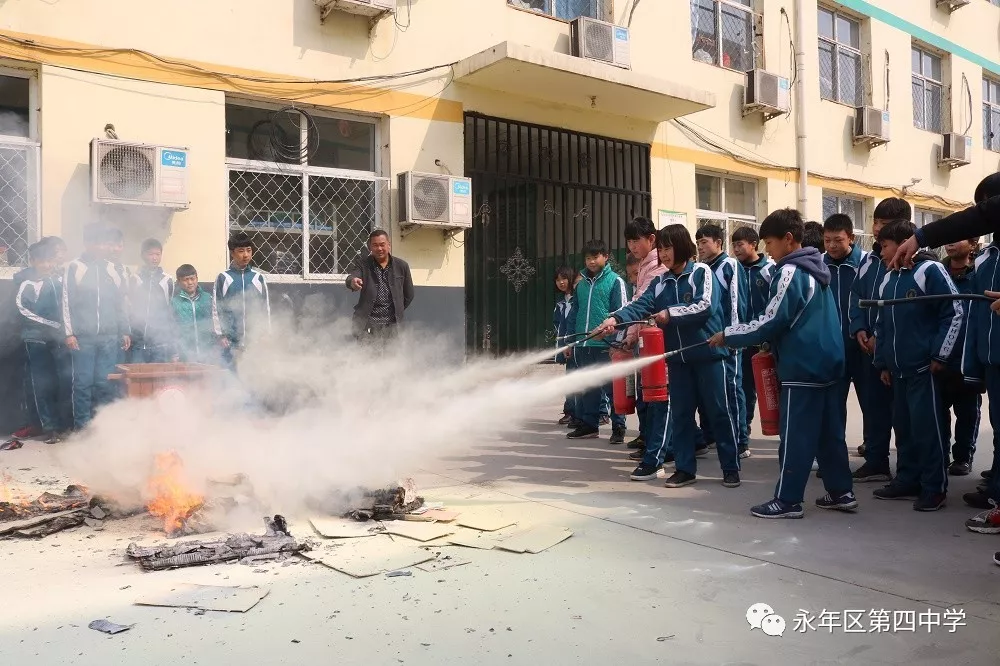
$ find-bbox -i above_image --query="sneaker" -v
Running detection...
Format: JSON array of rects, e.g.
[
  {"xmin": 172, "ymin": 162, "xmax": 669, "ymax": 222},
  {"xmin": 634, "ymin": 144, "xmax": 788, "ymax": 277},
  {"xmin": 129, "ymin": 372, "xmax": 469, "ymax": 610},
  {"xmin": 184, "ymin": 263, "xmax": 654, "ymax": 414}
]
[
  {"xmin": 852, "ymin": 462, "xmax": 892, "ymax": 483},
  {"xmin": 855, "ymin": 444, "xmax": 866, "ymax": 457},
  {"xmin": 567, "ymin": 426, "xmax": 599, "ymax": 440},
  {"xmin": 626, "ymin": 436, "xmax": 645, "ymax": 450},
  {"xmin": 982, "ymin": 470, "xmax": 994, "ymax": 480},
  {"xmin": 609, "ymin": 426, "xmax": 626, "ymax": 446},
  {"xmin": 816, "ymin": 491, "xmax": 859, "ymax": 512},
  {"xmin": 42, "ymin": 432, "xmax": 62, "ymax": 445},
  {"xmin": 12, "ymin": 425, "xmax": 42, "ymax": 439},
  {"xmin": 695, "ymin": 445, "xmax": 709, "ymax": 458},
  {"xmin": 628, "ymin": 449, "xmax": 645, "ymax": 461},
  {"xmin": 722, "ymin": 471, "xmax": 741, "ymax": 488},
  {"xmin": 949, "ymin": 461, "xmax": 971, "ymax": 476},
  {"xmin": 815, "ymin": 469, "xmax": 823, "ymax": 480},
  {"xmin": 978, "ymin": 483, "xmax": 989, "ymax": 494},
  {"xmin": 965, "ymin": 506, "xmax": 1000, "ymax": 534},
  {"xmin": 873, "ymin": 484, "xmax": 920, "ymax": 501},
  {"xmin": 751, "ymin": 498, "xmax": 803, "ymax": 519},
  {"xmin": 738, "ymin": 447, "xmax": 752, "ymax": 459},
  {"xmin": 913, "ymin": 494, "xmax": 946, "ymax": 512},
  {"xmin": 599, "ymin": 415, "xmax": 610, "ymax": 426},
  {"xmin": 557, "ymin": 414, "xmax": 573, "ymax": 425},
  {"xmin": 567, "ymin": 419, "xmax": 583, "ymax": 430},
  {"xmin": 963, "ymin": 490, "xmax": 995, "ymax": 510},
  {"xmin": 630, "ymin": 464, "xmax": 664, "ymax": 481},
  {"xmin": 663, "ymin": 471, "xmax": 697, "ymax": 488}
]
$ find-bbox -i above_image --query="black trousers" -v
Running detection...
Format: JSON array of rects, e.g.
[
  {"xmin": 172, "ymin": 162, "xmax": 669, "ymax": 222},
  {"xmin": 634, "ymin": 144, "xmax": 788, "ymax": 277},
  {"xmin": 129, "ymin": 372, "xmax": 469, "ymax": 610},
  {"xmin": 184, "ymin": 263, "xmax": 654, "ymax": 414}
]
[{"xmin": 356, "ymin": 322, "xmax": 398, "ymax": 346}]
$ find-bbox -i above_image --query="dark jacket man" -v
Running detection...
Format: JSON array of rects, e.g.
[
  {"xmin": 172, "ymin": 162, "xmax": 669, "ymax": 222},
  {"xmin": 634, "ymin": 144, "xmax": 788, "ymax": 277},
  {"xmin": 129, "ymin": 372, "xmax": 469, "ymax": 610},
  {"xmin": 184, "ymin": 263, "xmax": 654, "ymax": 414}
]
[{"xmin": 346, "ymin": 230, "xmax": 414, "ymax": 336}]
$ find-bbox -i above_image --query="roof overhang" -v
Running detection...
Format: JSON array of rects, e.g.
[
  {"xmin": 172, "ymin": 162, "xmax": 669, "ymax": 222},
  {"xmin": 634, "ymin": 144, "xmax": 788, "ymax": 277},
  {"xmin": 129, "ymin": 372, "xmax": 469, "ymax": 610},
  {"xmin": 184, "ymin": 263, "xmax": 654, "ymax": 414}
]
[{"xmin": 453, "ymin": 42, "xmax": 716, "ymax": 123}]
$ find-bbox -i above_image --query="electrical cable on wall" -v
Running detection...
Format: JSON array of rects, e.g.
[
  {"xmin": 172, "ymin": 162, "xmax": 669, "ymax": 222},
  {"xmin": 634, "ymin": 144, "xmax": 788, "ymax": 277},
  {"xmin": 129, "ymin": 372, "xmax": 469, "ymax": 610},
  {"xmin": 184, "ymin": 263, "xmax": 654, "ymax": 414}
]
[
  {"xmin": 962, "ymin": 73, "xmax": 973, "ymax": 135},
  {"xmin": 884, "ymin": 50, "xmax": 890, "ymax": 110},
  {"xmin": 627, "ymin": 0, "xmax": 642, "ymax": 27}
]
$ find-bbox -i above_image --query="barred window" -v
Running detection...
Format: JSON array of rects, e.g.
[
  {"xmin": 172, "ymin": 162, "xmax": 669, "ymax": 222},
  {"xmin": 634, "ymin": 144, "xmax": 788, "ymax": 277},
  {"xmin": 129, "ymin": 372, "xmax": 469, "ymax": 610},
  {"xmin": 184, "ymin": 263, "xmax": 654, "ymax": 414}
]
[
  {"xmin": 822, "ymin": 191, "xmax": 871, "ymax": 248},
  {"xmin": 0, "ymin": 72, "xmax": 37, "ymax": 270},
  {"xmin": 690, "ymin": 0, "xmax": 755, "ymax": 73},
  {"xmin": 818, "ymin": 7, "xmax": 863, "ymax": 107},
  {"xmin": 912, "ymin": 46, "xmax": 944, "ymax": 133},
  {"xmin": 507, "ymin": 0, "xmax": 604, "ymax": 20},
  {"xmin": 695, "ymin": 172, "xmax": 758, "ymax": 254},
  {"xmin": 225, "ymin": 103, "xmax": 389, "ymax": 278},
  {"xmin": 914, "ymin": 209, "xmax": 943, "ymax": 228},
  {"xmin": 984, "ymin": 77, "xmax": 1000, "ymax": 152}
]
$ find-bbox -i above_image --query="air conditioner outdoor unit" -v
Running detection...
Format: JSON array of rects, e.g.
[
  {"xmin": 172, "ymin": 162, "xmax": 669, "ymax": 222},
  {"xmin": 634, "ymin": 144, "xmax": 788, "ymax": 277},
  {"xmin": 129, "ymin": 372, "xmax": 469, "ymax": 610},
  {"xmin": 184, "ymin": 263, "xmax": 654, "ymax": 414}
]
[
  {"xmin": 853, "ymin": 106, "xmax": 891, "ymax": 147},
  {"xmin": 939, "ymin": 132, "xmax": 972, "ymax": 168},
  {"xmin": 570, "ymin": 17, "xmax": 631, "ymax": 70},
  {"xmin": 314, "ymin": 0, "xmax": 394, "ymax": 21},
  {"xmin": 90, "ymin": 139, "xmax": 190, "ymax": 209},
  {"xmin": 397, "ymin": 172, "xmax": 473, "ymax": 235},
  {"xmin": 742, "ymin": 69, "xmax": 790, "ymax": 120},
  {"xmin": 936, "ymin": 0, "xmax": 971, "ymax": 12}
]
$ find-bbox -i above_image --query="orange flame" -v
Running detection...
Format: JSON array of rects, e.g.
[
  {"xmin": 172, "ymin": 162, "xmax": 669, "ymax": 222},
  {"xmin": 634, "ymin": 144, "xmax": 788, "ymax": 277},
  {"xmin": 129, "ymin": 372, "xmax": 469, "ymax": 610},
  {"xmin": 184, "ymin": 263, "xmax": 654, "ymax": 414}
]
[{"xmin": 146, "ymin": 452, "xmax": 204, "ymax": 534}]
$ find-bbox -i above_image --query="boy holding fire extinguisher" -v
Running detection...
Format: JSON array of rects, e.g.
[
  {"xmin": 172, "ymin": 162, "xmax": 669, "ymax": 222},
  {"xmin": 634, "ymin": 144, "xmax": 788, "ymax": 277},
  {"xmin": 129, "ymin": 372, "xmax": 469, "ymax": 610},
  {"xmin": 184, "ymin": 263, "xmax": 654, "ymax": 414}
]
[{"xmin": 709, "ymin": 208, "xmax": 857, "ymax": 519}]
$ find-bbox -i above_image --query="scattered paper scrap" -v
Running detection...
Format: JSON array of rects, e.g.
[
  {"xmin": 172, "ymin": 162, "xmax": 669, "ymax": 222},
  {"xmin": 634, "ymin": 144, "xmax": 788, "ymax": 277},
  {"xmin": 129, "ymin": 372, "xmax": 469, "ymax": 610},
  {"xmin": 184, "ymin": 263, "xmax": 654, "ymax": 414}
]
[
  {"xmin": 404, "ymin": 509, "xmax": 461, "ymax": 523},
  {"xmin": 383, "ymin": 522, "xmax": 456, "ymax": 542},
  {"xmin": 445, "ymin": 531, "xmax": 503, "ymax": 550},
  {"xmin": 386, "ymin": 570, "xmax": 413, "ymax": 577},
  {"xmin": 135, "ymin": 584, "xmax": 269, "ymax": 613},
  {"xmin": 495, "ymin": 526, "xmax": 573, "ymax": 554},
  {"xmin": 415, "ymin": 555, "xmax": 472, "ymax": 572},
  {"xmin": 0, "ymin": 438, "xmax": 23, "ymax": 451},
  {"xmin": 88, "ymin": 619, "xmax": 132, "ymax": 635},
  {"xmin": 301, "ymin": 537, "xmax": 436, "ymax": 578},
  {"xmin": 310, "ymin": 518, "xmax": 382, "ymax": 539},
  {"xmin": 456, "ymin": 511, "xmax": 516, "ymax": 532}
]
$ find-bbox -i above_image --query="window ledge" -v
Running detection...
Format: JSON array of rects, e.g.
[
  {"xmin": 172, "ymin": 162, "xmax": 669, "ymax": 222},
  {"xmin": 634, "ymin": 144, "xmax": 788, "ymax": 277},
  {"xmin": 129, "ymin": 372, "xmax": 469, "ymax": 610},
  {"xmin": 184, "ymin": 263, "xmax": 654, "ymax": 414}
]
[
  {"xmin": 263, "ymin": 273, "xmax": 349, "ymax": 284},
  {"xmin": 691, "ymin": 59, "xmax": 750, "ymax": 76},
  {"xmin": 913, "ymin": 125, "xmax": 945, "ymax": 135},
  {"xmin": 507, "ymin": 4, "xmax": 572, "ymax": 23},
  {"xmin": 821, "ymin": 96, "xmax": 862, "ymax": 110}
]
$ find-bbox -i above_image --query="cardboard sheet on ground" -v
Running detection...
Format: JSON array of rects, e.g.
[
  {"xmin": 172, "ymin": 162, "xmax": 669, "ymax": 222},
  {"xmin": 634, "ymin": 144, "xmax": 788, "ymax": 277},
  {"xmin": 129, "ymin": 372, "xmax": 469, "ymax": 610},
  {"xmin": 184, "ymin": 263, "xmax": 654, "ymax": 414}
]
[
  {"xmin": 495, "ymin": 526, "xmax": 573, "ymax": 554},
  {"xmin": 456, "ymin": 511, "xmax": 517, "ymax": 532},
  {"xmin": 309, "ymin": 518, "xmax": 381, "ymax": 539},
  {"xmin": 383, "ymin": 522, "xmax": 456, "ymax": 542},
  {"xmin": 135, "ymin": 584, "xmax": 269, "ymax": 613},
  {"xmin": 403, "ymin": 509, "xmax": 461, "ymax": 523},
  {"xmin": 444, "ymin": 530, "xmax": 505, "ymax": 550},
  {"xmin": 301, "ymin": 537, "xmax": 436, "ymax": 578}
]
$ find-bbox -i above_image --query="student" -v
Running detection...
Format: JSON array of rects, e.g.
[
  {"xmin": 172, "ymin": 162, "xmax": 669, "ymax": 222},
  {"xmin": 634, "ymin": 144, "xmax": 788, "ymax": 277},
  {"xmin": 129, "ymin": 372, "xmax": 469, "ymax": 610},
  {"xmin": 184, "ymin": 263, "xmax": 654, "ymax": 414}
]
[
  {"xmin": 695, "ymin": 224, "xmax": 749, "ymax": 458},
  {"xmin": 129, "ymin": 239, "xmax": 175, "ymax": 363},
  {"xmin": 822, "ymin": 214, "xmax": 867, "ymax": 457},
  {"xmin": 10, "ymin": 247, "xmax": 42, "ymax": 440},
  {"xmin": 63, "ymin": 224, "xmax": 131, "ymax": 431},
  {"xmin": 599, "ymin": 224, "xmax": 741, "ymax": 488},
  {"xmin": 731, "ymin": 226, "xmax": 774, "ymax": 441},
  {"xmin": 802, "ymin": 221, "xmax": 825, "ymax": 251},
  {"xmin": 214, "ymin": 232, "xmax": 271, "ymax": 363},
  {"xmin": 710, "ymin": 208, "xmax": 855, "ymax": 518},
  {"xmin": 625, "ymin": 253, "xmax": 640, "ymax": 301},
  {"xmin": 622, "ymin": 217, "xmax": 667, "ymax": 457},
  {"xmin": 849, "ymin": 197, "xmax": 911, "ymax": 477},
  {"xmin": 172, "ymin": 264, "xmax": 225, "ymax": 365},
  {"xmin": 940, "ymin": 238, "xmax": 982, "ymax": 477},
  {"xmin": 15, "ymin": 241, "xmax": 65, "ymax": 444},
  {"xmin": 553, "ymin": 266, "xmax": 579, "ymax": 426},
  {"xmin": 567, "ymin": 239, "xmax": 629, "ymax": 443},
  {"xmin": 870, "ymin": 220, "xmax": 962, "ymax": 511}
]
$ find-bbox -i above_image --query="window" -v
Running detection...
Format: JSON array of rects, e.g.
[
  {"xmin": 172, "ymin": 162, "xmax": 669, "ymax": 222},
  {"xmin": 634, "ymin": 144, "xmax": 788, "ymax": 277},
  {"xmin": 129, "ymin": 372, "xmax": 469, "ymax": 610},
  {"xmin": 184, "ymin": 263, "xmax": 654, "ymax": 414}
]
[
  {"xmin": 0, "ymin": 72, "xmax": 37, "ymax": 270},
  {"xmin": 695, "ymin": 172, "xmax": 758, "ymax": 253},
  {"xmin": 691, "ymin": 0, "xmax": 755, "ymax": 72},
  {"xmin": 507, "ymin": 0, "xmax": 604, "ymax": 21},
  {"xmin": 818, "ymin": 7, "xmax": 863, "ymax": 107},
  {"xmin": 912, "ymin": 46, "xmax": 944, "ymax": 133},
  {"xmin": 985, "ymin": 77, "xmax": 1000, "ymax": 152},
  {"xmin": 225, "ymin": 102, "xmax": 388, "ymax": 278},
  {"xmin": 914, "ymin": 209, "xmax": 943, "ymax": 228},
  {"xmin": 822, "ymin": 191, "xmax": 871, "ymax": 248}
]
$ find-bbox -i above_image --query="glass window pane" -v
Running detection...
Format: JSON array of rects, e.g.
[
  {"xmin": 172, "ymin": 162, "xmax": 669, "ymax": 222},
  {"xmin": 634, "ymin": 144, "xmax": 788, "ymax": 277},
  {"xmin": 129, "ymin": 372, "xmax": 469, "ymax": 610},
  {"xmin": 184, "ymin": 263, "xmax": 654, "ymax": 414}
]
[
  {"xmin": 845, "ymin": 198, "xmax": 864, "ymax": 225},
  {"xmin": 819, "ymin": 41, "xmax": 835, "ymax": 100},
  {"xmin": 928, "ymin": 54, "xmax": 942, "ymax": 82},
  {"xmin": 720, "ymin": 3, "xmax": 753, "ymax": 71},
  {"xmin": 228, "ymin": 170, "xmax": 304, "ymax": 274},
  {"xmin": 554, "ymin": 0, "xmax": 599, "ymax": 20},
  {"xmin": 509, "ymin": 0, "xmax": 548, "ymax": 12},
  {"xmin": 927, "ymin": 84, "xmax": 943, "ymax": 132},
  {"xmin": 822, "ymin": 194, "xmax": 837, "ymax": 222},
  {"xmin": 818, "ymin": 8, "xmax": 834, "ymax": 40},
  {"xmin": 0, "ymin": 75, "xmax": 30, "ymax": 138},
  {"xmin": 225, "ymin": 105, "xmax": 299, "ymax": 164},
  {"xmin": 991, "ymin": 80, "xmax": 1000, "ymax": 102},
  {"xmin": 989, "ymin": 107, "xmax": 1000, "ymax": 152},
  {"xmin": 836, "ymin": 15, "xmax": 859, "ymax": 49},
  {"xmin": 696, "ymin": 173, "xmax": 722, "ymax": 212},
  {"xmin": 984, "ymin": 78, "xmax": 991, "ymax": 102},
  {"xmin": 912, "ymin": 78, "xmax": 925, "ymax": 129},
  {"xmin": 724, "ymin": 178, "xmax": 755, "ymax": 216},
  {"xmin": 309, "ymin": 115, "xmax": 376, "ymax": 172},
  {"xmin": 307, "ymin": 176, "xmax": 377, "ymax": 275},
  {"xmin": 838, "ymin": 50, "xmax": 862, "ymax": 106},
  {"xmin": 691, "ymin": 0, "xmax": 719, "ymax": 65},
  {"xmin": 911, "ymin": 47, "xmax": 921, "ymax": 75}
]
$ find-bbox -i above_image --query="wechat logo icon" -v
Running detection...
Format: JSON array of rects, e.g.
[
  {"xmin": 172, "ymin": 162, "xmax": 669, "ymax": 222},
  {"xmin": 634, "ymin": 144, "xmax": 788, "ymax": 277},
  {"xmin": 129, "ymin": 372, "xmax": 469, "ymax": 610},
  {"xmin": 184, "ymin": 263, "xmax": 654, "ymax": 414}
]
[{"xmin": 747, "ymin": 602, "xmax": 785, "ymax": 637}]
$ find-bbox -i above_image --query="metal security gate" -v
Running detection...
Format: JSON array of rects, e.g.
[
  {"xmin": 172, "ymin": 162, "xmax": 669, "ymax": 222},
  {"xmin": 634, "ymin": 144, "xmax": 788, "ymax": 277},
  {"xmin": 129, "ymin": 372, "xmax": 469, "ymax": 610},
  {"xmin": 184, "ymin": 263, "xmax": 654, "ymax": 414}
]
[{"xmin": 464, "ymin": 113, "xmax": 651, "ymax": 356}]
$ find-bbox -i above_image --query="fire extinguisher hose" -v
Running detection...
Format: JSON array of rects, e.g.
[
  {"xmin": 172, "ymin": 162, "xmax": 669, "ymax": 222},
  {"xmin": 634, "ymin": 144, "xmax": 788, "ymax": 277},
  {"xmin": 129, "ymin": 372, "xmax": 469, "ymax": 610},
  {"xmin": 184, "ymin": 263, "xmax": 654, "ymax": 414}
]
[
  {"xmin": 556, "ymin": 319, "xmax": 654, "ymax": 344},
  {"xmin": 663, "ymin": 338, "xmax": 717, "ymax": 359},
  {"xmin": 859, "ymin": 293, "xmax": 995, "ymax": 308}
]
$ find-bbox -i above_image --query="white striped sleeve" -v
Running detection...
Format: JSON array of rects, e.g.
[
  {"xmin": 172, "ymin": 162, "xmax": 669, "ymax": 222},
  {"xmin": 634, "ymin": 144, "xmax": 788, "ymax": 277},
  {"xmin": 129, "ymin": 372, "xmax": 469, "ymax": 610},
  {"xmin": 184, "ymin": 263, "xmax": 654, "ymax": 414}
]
[
  {"xmin": 667, "ymin": 264, "xmax": 712, "ymax": 319},
  {"xmin": 17, "ymin": 281, "xmax": 60, "ymax": 329}
]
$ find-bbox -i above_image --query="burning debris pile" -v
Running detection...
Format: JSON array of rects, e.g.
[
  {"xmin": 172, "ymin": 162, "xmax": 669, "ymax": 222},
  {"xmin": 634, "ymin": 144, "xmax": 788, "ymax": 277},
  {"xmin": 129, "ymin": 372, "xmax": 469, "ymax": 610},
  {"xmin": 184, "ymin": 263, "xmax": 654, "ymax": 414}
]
[
  {"xmin": 341, "ymin": 484, "xmax": 424, "ymax": 522},
  {"xmin": 0, "ymin": 484, "xmax": 136, "ymax": 538}
]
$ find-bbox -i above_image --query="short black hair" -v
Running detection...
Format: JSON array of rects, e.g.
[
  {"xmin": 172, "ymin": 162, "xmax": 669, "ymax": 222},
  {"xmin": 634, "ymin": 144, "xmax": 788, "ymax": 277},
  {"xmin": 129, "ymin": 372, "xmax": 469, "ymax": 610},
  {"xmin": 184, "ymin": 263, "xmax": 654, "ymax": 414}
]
[
  {"xmin": 369, "ymin": 229, "xmax": 390, "ymax": 242},
  {"xmin": 802, "ymin": 224, "xmax": 824, "ymax": 251},
  {"xmin": 83, "ymin": 223, "xmax": 106, "ymax": 245},
  {"xmin": 625, "ymin": 253, "xmax": 641, "ymax": 267},
  {"xmin": 141, "ymin": 238, "xmax": 162, "ymax": 254},
  {"xmin": 876, "ymin": 219, "xmax": 916, "ymax": 245},
  {"xmin": 624, "ymin": 216, "xmax": 657, "ymax": 242},
  {"xmin": 656, "ymin": 224, "xmax": 696, "ymax": 265},
  {"xmin": 731, "ymin": 226, "xmax": 759, "ymax": 247},
  {"xmin": 583, "ymin": 239, "xmax": 608, "ymax": 257},
  {"xmin": 759, "ymin": 208, "xmax": 805, "ymax": 243},
  {"xmin": 873, "ymin": 197, "xmax": 911, "ymax": 221},
  {"xmin": 823, "ymin": 213, "xmax": 855, "ymax": 236},
  {"xmin": 695, "ymin": 224, "xmax": 724, "ymax": 243},
  {"xmin": 228, "ymin": 232, "xmax": 254, "ymax": 252},
  {"xmin": 974, "ymin": 173, "xmax": 1000, "ymax": 203},
  {"xmin": 176, "ymin": 263, "xmax": 198, "ymax": 280},
  {"xmin": 28, "ymin": 241, "xmax": 56, "ymax": 262},
  {"xmin": 39, "ymin": 235, "xmax": 67, "ymax": 249},
  {"xmin": 105, "ymin": 227, "xmax": 124, "ymax": 244}
]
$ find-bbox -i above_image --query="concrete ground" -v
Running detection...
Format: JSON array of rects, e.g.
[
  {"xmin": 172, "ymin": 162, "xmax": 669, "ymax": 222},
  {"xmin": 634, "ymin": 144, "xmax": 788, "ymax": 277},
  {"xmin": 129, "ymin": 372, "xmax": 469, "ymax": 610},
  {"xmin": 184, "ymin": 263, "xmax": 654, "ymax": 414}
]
[{"xmin": 1, "ymin": 367, "xmax": 998, "ymax": 665}]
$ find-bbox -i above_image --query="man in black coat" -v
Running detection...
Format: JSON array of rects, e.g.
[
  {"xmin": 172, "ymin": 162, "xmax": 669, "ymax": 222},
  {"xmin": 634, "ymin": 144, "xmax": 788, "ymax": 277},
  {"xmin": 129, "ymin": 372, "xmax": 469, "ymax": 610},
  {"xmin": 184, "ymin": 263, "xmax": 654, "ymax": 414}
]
[{"xmin": 346, "ymin": 229, "xmax": 414, "ymax": 342}]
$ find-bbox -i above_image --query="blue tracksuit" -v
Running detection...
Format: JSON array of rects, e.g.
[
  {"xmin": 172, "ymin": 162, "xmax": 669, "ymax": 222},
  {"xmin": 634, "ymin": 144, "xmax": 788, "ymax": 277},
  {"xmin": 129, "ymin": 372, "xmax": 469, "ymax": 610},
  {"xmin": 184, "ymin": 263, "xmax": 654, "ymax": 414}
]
[
  {"xmin": 612, "ymin": 261, "xmax": 740, "ymax": 475},
  {"xmin": 129, "ymin": 266, "xmax": 176, "ymax": 362},
  {"xmin": 962, "ymin": 243, "xmax": 1000, "ymax": 501},
  {"xmin": 213, "ymin": 264, "xmax": 271, "ymax": 355},
  {"xmin": 874, "ymin": 254, "xmax": 963, "ymax": 499},
  {"xmin": 705, "ymin": 253, "xmax": 749, "ymax": 449},
  {"xmin": 825, "ymin": 244, "xmax": 867, "ymax": 442},
  {"xmin": 724, "ymin": 248, "xmax": 853, "ymax": 505},
  {"xmin": 13, "ymin": 267, "xmax": 40, "ymax": 429},
  {"xmin": 63, "ymin": 254, "xmax": 129, "ymax": 430},
  {"xmin": 554, "ymin": 294, "xmax": 578, "ymax": 417},
  {"xmin": 849, "ymin": 244, "xmax": 897, "ymax": 468},
  {"xmin": 16, "ymin": 274, "xmax": 65, "ymax": 433},
  {"xmin": 939, "ymin": 258, "xmax": 981, "ymax": 466},
  {"xmin": 739, "ymin": 254, "xmax": 775, "ymax": 435}
]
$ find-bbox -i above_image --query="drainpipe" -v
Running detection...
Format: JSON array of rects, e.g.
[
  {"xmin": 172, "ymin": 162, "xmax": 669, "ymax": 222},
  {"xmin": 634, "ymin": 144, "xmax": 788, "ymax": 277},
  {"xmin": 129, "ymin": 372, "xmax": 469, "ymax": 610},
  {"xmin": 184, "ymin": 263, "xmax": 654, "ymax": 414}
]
[{"xmin": 793, "ymin": 0, "xmax": 808, "ymax": 215}]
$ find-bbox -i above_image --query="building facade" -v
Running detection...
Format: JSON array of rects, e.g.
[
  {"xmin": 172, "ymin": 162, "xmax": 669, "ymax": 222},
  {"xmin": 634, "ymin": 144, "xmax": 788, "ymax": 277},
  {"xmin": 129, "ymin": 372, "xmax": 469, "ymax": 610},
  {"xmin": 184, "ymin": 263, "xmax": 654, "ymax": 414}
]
[{"xmin": 0, "ymin": 0, "xmax": 998, "ymax": 419}]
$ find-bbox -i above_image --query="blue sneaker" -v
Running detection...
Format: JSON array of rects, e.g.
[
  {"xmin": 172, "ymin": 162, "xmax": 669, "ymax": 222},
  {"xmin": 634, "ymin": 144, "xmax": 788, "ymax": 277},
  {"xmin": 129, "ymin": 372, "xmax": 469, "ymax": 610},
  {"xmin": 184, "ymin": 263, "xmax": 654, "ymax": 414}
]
[
  {"xmin": 815, "ymin": 491, "xmax": 858, "ymax": 512},
  {"xmin": 751, "ymin": 498, "xmax": 804, "ymax": 519}
]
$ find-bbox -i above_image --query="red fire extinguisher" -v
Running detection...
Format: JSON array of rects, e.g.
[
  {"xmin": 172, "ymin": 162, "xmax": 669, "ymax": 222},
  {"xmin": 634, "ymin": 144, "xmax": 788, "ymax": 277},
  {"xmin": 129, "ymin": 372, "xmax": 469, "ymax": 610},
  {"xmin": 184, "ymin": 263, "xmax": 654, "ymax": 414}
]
[
  {"xmin": 752, "ymin": 346, "xmax": 780, "ymax": 436},
  {"xmin": 609, "ymin": 348, "xmax": 636, "ymax": 415},
  {"xmin": 638, "ymin": 327, "xmax": 668, "ymax": 402}
]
